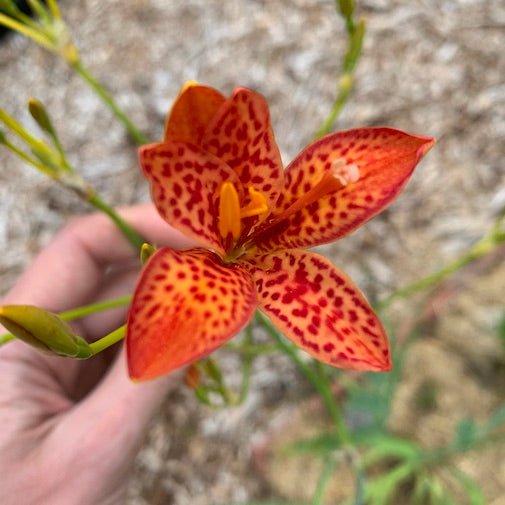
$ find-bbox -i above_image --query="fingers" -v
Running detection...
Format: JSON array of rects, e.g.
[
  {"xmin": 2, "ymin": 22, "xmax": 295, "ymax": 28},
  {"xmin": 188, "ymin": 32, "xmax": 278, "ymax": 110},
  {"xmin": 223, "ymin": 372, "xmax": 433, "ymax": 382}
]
[
  {"xmin": 1, "ymin": 204, "xmax": 194, "ymax": 313},
  {"xmin": 56, "ymin": 348, "xmax": 180, "ymax": 477}
]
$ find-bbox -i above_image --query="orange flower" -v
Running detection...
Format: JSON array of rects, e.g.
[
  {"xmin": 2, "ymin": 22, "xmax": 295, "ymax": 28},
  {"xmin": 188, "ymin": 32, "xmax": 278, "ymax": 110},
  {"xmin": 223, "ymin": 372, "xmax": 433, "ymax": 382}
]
[{"xmin": 126, "ymin": 84, "xmax": 434, "ymax": 381}]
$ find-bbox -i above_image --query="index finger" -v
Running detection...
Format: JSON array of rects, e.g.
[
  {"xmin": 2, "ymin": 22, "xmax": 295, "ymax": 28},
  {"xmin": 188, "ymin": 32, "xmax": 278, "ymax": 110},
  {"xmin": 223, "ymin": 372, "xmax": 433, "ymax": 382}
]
[{"xmin": 1, "ymin": 204, "xmax": 194, "ymax": 312}]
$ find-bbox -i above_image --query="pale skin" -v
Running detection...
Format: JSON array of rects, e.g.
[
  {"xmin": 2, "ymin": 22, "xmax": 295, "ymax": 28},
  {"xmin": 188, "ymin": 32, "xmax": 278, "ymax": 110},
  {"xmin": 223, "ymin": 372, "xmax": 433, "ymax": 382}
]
[{"xmin": 0, "ymin": 205, "xmax": 193, "ymax": 505}]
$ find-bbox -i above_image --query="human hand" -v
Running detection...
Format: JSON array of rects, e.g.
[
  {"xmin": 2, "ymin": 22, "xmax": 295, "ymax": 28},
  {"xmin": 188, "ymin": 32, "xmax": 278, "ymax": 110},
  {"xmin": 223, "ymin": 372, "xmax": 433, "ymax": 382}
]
[{"xmin": 0, "ymin": 205, "xmax": 193, "ymax": 505}]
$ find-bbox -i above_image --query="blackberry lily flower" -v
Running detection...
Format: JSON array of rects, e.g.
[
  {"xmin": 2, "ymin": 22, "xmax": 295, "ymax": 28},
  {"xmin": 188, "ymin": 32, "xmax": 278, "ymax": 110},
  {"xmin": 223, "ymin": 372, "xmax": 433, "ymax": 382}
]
[{"xmin": 126, "ymin": 84, "xmax": 434, "ymax": 381}]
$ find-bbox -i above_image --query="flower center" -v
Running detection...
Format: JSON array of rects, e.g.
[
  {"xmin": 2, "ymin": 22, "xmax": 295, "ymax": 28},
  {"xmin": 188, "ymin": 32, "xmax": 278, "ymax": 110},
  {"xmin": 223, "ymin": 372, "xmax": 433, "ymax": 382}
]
[{"xmin": 218, "ymin": 182, "xmax": 269, "ymax": 241}]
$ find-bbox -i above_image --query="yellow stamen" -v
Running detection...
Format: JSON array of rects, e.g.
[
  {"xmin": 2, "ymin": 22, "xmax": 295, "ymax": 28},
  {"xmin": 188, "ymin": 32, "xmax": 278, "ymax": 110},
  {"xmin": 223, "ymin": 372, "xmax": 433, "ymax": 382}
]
[
  {"xmin": 218, "ymin": 182, "xmax": 241, "ymax": 240},
  {"xmin": 240, "ymin": 187, "xmax": 269, "ymax": 219}
]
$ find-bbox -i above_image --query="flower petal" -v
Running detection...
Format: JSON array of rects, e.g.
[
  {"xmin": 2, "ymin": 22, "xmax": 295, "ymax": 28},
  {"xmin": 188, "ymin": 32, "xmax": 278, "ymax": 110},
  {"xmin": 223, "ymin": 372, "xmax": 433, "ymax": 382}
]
[
  {"xmin": 254, "ymin": 128, "xmax": 434, "ymax": 252},
  {"xmin": 244, "ymin": 249, "xmax": 391, "ymax": 371},
  {"xmin": 127, "ymin": 247, "xmax": 258, "ymax": 381},
  {"xmin": 201, "ymin": 87, "xmax": 284, "ymax": 209},
  {"xmin": 164, "ymin": 83, "xmax": 226, "ymax": 144},
  {"xmin": 140, "ymin": 141, "xmax": 242, "ymax": 254}
]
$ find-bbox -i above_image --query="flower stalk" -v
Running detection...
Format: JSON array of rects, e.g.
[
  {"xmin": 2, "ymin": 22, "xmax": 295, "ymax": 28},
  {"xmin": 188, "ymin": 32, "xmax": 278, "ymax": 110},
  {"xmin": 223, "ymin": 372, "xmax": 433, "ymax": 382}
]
[
  {"xmin": 315, "ymin": 1, "xmax": 366, "ymax": 138},
  {"xmin": 0, "ymin": 101, "xmax": 146, "ymax": 250},
  {"xmin": 377, "ymin": 208, "xmax": 505, "ymax": 310},
  {"xmin": 256, "ymin": 311, "xmax": 351, "ymax": 445},
  {"xmin": 0, "ymin": 0, "xmax": 147, "ymax": 144}
]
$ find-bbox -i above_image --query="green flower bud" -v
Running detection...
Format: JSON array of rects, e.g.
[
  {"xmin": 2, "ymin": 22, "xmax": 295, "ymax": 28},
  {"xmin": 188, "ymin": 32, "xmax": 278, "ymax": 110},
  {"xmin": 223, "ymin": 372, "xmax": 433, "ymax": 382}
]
[
  {"xmin": 0, "ymin": 305, "xmax": 92, "ymax": 358},
  {"xmin": 140, "ymin": 243, "xmax": 156, "ymax": 265},
  {"xmin": 28, "ymin": 97, "xmax": 55, "ymax": 136},
  {"xmin": 338, "ymin": 0, "xmax": 354, "ymax": 18}
]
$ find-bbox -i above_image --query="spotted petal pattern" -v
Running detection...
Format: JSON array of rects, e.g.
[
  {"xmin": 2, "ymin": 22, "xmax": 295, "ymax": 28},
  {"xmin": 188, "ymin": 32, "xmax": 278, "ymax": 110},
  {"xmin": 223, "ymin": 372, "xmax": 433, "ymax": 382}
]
[
  {"xmin": 254, "ymin": 128, "xmax": 435, "ymax": 252},
  {"xmin": 140, "ymin": 142, "xmax": 242, "ymax": 254},
  {"xmin": 164, "ymin": 84, "xmax": 226, "ymax": 145},
  {"xmin": 201, "ymin": 87, "xmax": 284, "ymax": 209},
  {"xmin": 244, "ymin": 249, "xmax": 391, "ymax": 371},
  {"xmin": 127, "ymin": 247, "xmax": 258, "ymax": 381}
]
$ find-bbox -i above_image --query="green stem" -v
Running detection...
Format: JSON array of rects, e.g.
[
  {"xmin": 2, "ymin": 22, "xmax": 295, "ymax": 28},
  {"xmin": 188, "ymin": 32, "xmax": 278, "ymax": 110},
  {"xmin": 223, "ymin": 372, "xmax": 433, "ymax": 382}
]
[
  {"xmin": 0, "ymin": 135, "xmax": 55, "ymax": 176},
  {"xmin": 0, "ymin": 108, "xmax": 55, "ymax": 162},
  {"xmin": 88, "ymin": 324, "xmax": 126, "ymax": 354},
  {"xmin": 59, "ymin": 294, "xmax": 133, "ymax": 321},
  {"xmin": 0, "ymin": 12, "xmax": 53, "ymax": 50},
  {"xmin": 256, "ymin": 311, "xmax": 351, "ymax": 445},
  {"xmin": 0, "ymin": 333, "xmax": 15, "ymax": 346},
  {"xmin": 87, "ymin": 193, "xmax": 146, "ymax": 251},
  {"xmin": 71, "ymin": 59, "xmax": 149, "ymax": 145},
  {"xmin": 314, "ymin": 78, "xmax": 352, "ymax": 139},
  {"xmin": 377, "ymin": 217, "xmax": 505, "ymax": 310},
  {"xmin": 311, "ymin": 454, "xmax": 339, "ymax": 505},
  {"xmin": 314, "ymin": 11, "xmax": 366, "ymax": 139}
]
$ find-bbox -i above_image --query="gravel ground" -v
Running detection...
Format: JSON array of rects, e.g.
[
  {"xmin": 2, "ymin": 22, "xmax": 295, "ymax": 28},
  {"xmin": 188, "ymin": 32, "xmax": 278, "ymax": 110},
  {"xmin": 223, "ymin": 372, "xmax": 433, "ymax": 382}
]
[{"xmin": 1, "ymin": 1, "xmax": 504, "ymax": 504}]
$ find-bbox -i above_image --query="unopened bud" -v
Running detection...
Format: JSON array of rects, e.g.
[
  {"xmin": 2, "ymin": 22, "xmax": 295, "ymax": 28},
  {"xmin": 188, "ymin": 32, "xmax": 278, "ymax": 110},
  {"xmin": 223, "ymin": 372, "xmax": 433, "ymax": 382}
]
[
  {"xmin": 28, "ymin": 98, "xmax": 54, "ymax": 136},
  {"xmin": 338, "ymin": 0, "xmax": 354, "ymax": 18},
  {"xmin": 140, "ymin": 243, "xmax": 156, "ymax": 265},
  {"xmin": 0, "ymin": 305, "xmax": 91, "ymax": 358}
]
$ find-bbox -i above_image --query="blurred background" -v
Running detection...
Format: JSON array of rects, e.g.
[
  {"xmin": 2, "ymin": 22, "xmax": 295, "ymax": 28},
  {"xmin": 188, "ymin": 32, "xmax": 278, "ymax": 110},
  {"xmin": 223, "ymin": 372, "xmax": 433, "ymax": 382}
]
[{"xmin": 0, "ymin": 1, "xmax": 504, "ymax": 503}]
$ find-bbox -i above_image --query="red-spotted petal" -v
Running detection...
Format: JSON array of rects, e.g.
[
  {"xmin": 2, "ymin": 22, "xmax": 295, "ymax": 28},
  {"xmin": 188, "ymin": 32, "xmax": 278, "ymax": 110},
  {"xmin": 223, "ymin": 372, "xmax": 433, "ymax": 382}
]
[
  {"xmin": 254, "ymin": 128, "xmax": 434, "ymax": 252},
  {"xmin": 164, "ymin": 84, "xmax": 226, "ymax": 145},
  {"xmin": 140, "ymin": 141, "xmax": 243, "ymax": 254},
  {"xmin": 243, "ymin": 249, "xmax": 391, "ymax": 371},
  {"xmin": 127, "ymin": 247, "xmax": 258, "ymax": 381},
  {"xmin": 201, "ymin": 87, "xmax": 284, "ymax": 209}
]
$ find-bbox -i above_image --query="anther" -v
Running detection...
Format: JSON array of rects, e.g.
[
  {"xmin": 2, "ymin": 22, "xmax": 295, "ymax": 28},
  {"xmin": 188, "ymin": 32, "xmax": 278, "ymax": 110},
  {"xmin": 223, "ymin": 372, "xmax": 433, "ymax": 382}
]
[{"xmin": 330, "ymin": 158, "xmax": 360, "ymax": 186}]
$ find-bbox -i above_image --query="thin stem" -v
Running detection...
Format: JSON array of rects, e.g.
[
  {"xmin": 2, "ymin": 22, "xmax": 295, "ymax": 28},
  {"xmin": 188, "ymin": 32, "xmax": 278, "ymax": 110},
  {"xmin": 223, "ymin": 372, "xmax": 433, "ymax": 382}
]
[
  {"xmin": 314, "ymin": 10, "xmax": 366, "ymax": 139},
  {"xmin": 59, "ymin": 294, "xmax": 132, "ymax": 321},
  {"xmin": 0, "ymin": 108, "xmax": 55, "ymax": 161},
  {"xmin": 311, "ymin": 454, "xmax": 338, "ymax": 505},
  {"xmin": 71, "ymin": 59, "xmax": 149, "ymax": 145},
  {"xmin": 314, "ymin": 81, "xmax": 352, "ymax": 139},
  {"xmin": 87, "ymin": 193, "xmax": 146, "ymax": 251},
  {"xmin": 0, "ymin": 13, "xmax": 53, "ymax": 50},
  {"xmin": 0, "ymin": 136, "xmax": 55, "ymax": 176},
  {"xmin": 0, "ymin": 1, "xmax": 41, "ymax": 29},
  {"xmin": 256, "ymin": 311, "xmax": 351, "ymax": 445},
  {"xmin": 46, "ymin": 0, "xmax": 62, "ymax": 19},
  {"xmin": 0, "ymin": 333, "xmax": 15, "ymax": 346},
  {"xmin": 377, "ymin": 218, "xmax": 505, "ymax": 310},
  {"xmin": 89, "ymin": 324, "xmax": 126, "ymax": 355}
]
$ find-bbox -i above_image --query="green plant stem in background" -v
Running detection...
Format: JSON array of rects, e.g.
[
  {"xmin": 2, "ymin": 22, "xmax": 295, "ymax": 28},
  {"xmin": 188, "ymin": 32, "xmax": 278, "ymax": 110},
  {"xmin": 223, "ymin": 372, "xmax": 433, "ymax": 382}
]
[
  {"xmin": 377, "ymin": 210, "xmax": 505, "ymax": 310},
  {"xmin": 256, "ymin": 310, "xmax": 351, "ymax": 445},
  {"xmin": 315, "ymin": 1, "xmax": 366, "ymax": 139},
  {"xmin": 71, "ymin": 59, "xmax": 148, "ymax": 145},
  {"xmin": 311, "ymin": 454, "xmax": 339, "ymax": 505},
  {"xmin": 88, "ymin": 192, "xmax": 146, "ymax": 250},
  {"xmin": 59, "ymin": 294, "xmax": 133, "ymax": 321}
]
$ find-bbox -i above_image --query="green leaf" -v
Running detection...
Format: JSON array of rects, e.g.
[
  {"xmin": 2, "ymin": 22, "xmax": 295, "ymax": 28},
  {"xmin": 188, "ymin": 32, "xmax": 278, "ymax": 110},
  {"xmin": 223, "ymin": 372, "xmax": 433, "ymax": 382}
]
[
  {"xmin": 449, "ymin": 466, "xmax": 486, "ymax": 505},
  {"xmin": 365, "ymin": 462, "xmax": 414, "ymax": 505},
  {"xmin": 360, "ymin": 435, "xmax": 421, "ymax": 468},
  {"xmin": 284, "ymin": 432, "xmax": 340, "ymax": 456},
  {"xmin": 452, "ymin": 418, "xmax": 478, "ymax": 451}
]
